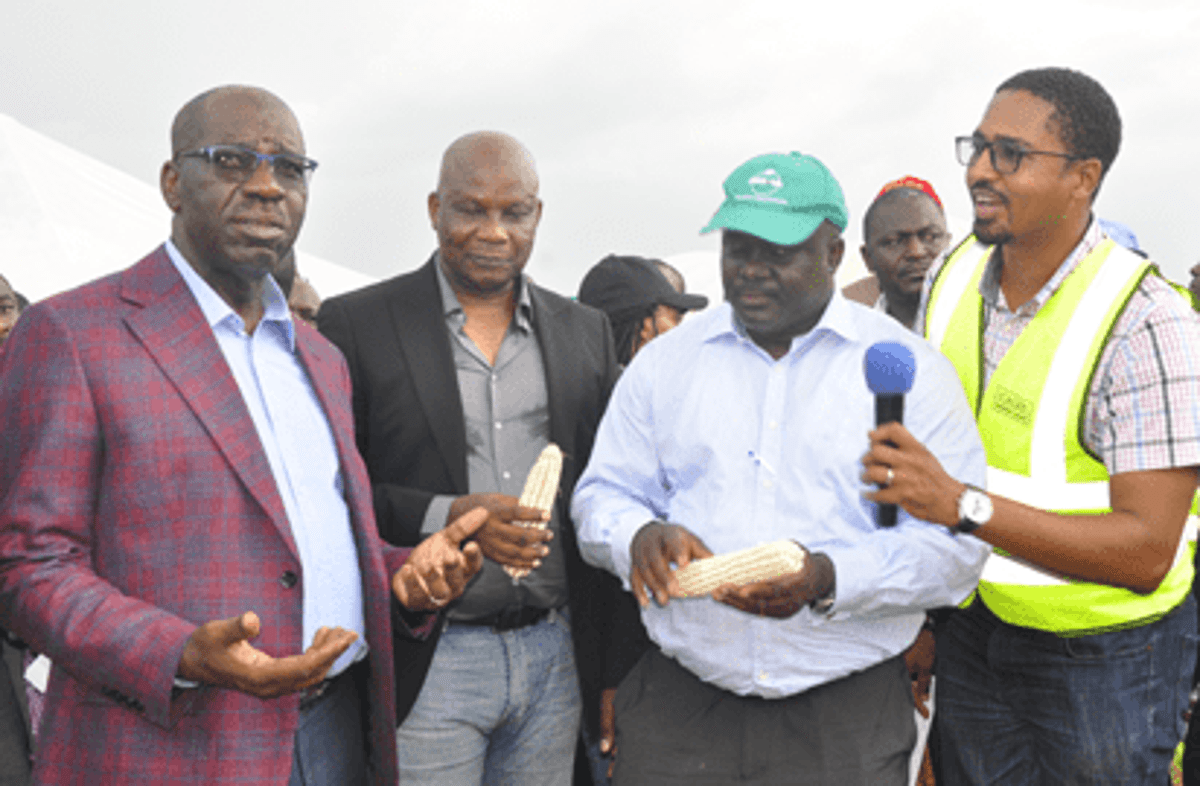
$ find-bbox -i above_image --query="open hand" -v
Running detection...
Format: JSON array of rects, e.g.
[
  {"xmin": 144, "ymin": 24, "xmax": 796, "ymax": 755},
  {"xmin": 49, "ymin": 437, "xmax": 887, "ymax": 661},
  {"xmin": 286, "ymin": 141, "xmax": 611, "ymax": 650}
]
[
  {"xmin": 394, "ymin": 506, "xmax": 487, "ymax": 610},
  {"xmin": 448, "ymin": 493, "xmax": 553, "ymax": 571},
  {"xmin": 629, "ymin": 522, "xmax": 713, "ymax": 608},
  {"xmin": 177, "ymin": 611, "xmax": 357, "ymax": 698}
]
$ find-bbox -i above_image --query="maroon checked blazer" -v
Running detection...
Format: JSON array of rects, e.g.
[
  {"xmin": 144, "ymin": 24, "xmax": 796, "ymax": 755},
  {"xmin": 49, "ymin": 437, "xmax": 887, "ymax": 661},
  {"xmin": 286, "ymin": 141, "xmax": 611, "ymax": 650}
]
[{"xmin": 0, "ymin": 247, "xmax": 412, "ymax": 784}]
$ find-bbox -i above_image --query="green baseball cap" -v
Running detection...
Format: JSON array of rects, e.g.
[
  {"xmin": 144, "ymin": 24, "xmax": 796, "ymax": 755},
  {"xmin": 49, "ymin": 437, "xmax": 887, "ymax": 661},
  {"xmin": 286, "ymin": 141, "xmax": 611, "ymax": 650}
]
[{"xmin": 701, "ymin": 152, "xmax": 849, "ymax": 246}]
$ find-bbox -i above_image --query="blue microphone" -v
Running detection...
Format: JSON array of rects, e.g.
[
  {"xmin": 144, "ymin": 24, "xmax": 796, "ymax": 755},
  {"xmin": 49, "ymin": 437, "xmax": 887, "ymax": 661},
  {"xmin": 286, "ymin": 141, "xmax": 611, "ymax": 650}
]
[{"xmin": 864, "ymin": 342, "xmax": 916, "ymax": 528}]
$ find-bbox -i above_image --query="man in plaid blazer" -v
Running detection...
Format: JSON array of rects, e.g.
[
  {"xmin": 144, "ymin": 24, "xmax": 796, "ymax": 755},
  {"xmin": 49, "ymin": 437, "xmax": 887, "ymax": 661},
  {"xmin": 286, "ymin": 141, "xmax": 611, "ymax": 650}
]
[{"xmin": 0, "ymin": 86, "xmax": 485, "ymax": 784}]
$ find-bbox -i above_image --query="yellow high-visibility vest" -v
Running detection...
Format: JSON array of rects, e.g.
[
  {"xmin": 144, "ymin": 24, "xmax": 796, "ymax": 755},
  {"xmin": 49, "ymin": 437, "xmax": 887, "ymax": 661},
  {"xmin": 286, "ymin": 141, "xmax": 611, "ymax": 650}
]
[{"xmin": 926, "ymin": 236, "xmax": 1195, "ymax": 635}]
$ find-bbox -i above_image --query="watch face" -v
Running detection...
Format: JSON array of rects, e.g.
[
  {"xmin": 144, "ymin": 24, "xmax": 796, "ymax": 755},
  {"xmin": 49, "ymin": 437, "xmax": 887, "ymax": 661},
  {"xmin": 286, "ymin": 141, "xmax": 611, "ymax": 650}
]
[{"xmin": 960, "ymin": 489, "xmax": 993, "ymax": 524}]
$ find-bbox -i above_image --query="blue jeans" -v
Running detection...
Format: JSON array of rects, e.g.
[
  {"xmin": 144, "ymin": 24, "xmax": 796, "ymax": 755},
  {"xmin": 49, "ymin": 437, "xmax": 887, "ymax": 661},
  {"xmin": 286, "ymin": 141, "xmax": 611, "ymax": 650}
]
[
  {"xmin": 938, "ymin": 595, "xmax": 1197, "ymax": 785},
  {"xmin": 396, "ymin": 608, "xmax": 581, "ymax": 785},
  {"xmin": 287, "ymin": 665, "xmax": 367, "ymax": 786}
]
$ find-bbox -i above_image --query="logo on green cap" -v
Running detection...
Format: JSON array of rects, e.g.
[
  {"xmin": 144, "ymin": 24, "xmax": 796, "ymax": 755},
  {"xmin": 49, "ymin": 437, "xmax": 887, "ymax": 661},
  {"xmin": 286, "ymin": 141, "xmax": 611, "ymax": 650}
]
[{"xmin": 746, "ymin": 168, "xmax": 784, "ymax": 203}]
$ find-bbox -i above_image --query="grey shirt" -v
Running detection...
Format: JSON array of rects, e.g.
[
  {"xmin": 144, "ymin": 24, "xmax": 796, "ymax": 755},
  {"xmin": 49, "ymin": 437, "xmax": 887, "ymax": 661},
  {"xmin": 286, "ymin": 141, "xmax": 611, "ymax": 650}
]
[{"xmin": 420, "ymin": 258, "xmax": 569, "ymax": 620}]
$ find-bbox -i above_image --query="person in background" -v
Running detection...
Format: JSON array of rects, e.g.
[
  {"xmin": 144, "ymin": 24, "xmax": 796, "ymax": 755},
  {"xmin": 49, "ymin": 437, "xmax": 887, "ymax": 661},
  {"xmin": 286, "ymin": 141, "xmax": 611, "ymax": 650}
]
[
  {"xmin": 843, "ymin": 176, "xmax": 952, "ymax": 785},
  {"xmin": 578, "ymin": 254, "xmax": 707, "ymax": 367},
  {"xmin": 288, "ymin": 277, "xmax": 321, "ymax": 328},
  {"xmin": 269, "ymin": 248, "xmax": 322, "ymax": 328},
  {"xmin": 573, "ymin": 151, "xmax": 990, "ymax": 785},
  {"xmin": 575, "ymin": 254, "xmax": 707, "ymax": 782},
  {"xmin": 651, "ymin": 259, "xmax": 686, "ymax": 294},
  {"xmin": 0, "ymin": 275, "xmax": 20, "ymax": 345},
  {"xmin": 319, "ymin": 130, "xmax": 620, "ymax": 785},
  {"xmin": 866, "ymin": 66, "xmax": 1200, "ymax": 785},
  {"xmin": 0, "ymin": 274, "xmax": 32, "ymax": 781},
  {"xmin": 843, "ymin": 177, "xmax": 949, "ymax": 331}
]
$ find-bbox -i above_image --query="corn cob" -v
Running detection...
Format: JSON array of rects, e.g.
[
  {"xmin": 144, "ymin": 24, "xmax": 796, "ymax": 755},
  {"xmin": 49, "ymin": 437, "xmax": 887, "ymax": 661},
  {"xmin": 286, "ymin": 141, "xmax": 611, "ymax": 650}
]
[
  {"xmin": 505, "ymin": 444, "xmax": 564, "ymax": 581},
  {"xmin": 674, "ymin": 540, "xmax": 806, "ymax": 597}
]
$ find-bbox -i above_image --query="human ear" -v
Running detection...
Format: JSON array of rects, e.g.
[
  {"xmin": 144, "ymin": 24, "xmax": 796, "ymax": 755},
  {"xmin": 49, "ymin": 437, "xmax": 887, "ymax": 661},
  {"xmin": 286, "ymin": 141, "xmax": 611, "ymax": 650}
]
[
  {"xmin": 827, "ymin": 236, "xmax": 846, "ymax": 274},
  {"xmin": 160, "ymin": 161, "xmax": 182, "ymax": 213},
  {"xmin": 859, "ymin": 243, "xmax": 876, "ymax": 274},
  {"xmin": 427, "ymin": 191, "xmax": 441, "ymax": 231},
  {"xmin": 1070, "ymin": 158, "xmax": 1103, "ymax": 203}
]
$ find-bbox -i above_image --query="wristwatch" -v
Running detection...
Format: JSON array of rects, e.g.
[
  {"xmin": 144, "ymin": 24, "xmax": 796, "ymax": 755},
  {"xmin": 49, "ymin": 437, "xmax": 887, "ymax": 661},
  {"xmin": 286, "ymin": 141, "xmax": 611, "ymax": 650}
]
[{"xmin": 954, "ymin": 484, "xmax": 993, "ymax": 534}]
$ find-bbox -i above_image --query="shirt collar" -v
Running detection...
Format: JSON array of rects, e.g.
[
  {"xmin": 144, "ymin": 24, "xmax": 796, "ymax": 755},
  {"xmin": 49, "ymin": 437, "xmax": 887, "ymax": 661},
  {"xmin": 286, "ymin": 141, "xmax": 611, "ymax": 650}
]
[
  {"xmin": 702, "ymin": 289, "xmax": 860, "ymax": 352},
  {"xmin": 978, "ymin": 216, "xmax": 1103, "ymax": 314},
  {"xmin": 164, "ymin": 239, "xmax": 295, "ymax": 348},
  {"xmin": 433, "ymin": 252, "xmax": 534, "ymax": 333}
]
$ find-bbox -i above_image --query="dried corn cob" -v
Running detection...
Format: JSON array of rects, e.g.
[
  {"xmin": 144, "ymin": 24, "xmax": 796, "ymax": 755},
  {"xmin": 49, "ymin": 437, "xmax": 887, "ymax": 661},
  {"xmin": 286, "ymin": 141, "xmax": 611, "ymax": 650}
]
[
  {"xmin": 505, "ymin": 444, "xmax": 564, "ymax": 581},
  {"xmin": 674, "ymin": 540, "xmax": 806, "ymax": 597}
]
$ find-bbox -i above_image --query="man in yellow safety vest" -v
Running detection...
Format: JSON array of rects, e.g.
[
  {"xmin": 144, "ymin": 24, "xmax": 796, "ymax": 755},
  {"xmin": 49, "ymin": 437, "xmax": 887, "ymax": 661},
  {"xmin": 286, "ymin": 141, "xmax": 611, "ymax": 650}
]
[{"xmin": 863, "ymin": 66, "xmax": 1200, "ymax": 785}]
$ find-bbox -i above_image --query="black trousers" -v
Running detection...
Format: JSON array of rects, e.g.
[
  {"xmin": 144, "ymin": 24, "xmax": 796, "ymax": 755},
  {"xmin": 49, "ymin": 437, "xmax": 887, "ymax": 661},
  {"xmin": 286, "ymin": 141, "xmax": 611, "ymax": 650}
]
[{"xmin": 612, "ymin": 648, "xmax": 914, "ymax": 785}]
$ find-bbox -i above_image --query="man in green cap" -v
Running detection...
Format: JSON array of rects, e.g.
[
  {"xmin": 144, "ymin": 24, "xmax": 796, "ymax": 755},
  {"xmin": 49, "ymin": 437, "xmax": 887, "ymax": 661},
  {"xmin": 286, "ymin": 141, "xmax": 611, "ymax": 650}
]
[{"xmin": 572, "ymin": 152, "xmax": 989, "ymax": 784}]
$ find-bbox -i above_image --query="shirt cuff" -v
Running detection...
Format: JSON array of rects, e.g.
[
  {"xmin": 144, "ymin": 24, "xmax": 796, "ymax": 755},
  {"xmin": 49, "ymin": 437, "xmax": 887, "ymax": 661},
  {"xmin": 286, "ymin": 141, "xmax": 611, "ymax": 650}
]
[
  {"xmin": 815, "ymin": 544, "xmax": 874, "ymax": 617},
  {"xmin": 420, "ymin": 495, "xmax": 457, "ymax": 535}
]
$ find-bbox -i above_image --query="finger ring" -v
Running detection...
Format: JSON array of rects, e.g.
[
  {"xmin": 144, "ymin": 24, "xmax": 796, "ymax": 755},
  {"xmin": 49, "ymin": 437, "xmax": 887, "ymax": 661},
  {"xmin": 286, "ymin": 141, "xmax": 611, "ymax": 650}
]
[
  {"xmin": 885, "ymin": 468, "xmax": 895, "ymax": 487},
  {"xmin": 430, "ymin": 596, "xmax": 448, "ymax": 607}
]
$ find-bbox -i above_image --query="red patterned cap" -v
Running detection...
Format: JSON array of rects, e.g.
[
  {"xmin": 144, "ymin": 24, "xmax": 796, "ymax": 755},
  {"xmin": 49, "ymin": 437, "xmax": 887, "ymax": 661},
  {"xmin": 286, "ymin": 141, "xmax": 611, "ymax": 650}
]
[{"xmin": 875, "ymin": 176, "xmax": 942, "ymax": 210}]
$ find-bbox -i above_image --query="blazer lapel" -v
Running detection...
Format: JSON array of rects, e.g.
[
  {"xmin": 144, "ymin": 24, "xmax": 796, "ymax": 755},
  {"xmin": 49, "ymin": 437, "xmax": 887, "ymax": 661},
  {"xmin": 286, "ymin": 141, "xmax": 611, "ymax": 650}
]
[
  {"xmin": 389, "ymin": 256, "xmax": 469, "ymax": 493},
  {"xmin": 121, "ymin": 248, "xmax": 299, "ymax": 560},
  {"xmin": 530, "ymin": 284, "xmax": 578, "ymax": 487}
]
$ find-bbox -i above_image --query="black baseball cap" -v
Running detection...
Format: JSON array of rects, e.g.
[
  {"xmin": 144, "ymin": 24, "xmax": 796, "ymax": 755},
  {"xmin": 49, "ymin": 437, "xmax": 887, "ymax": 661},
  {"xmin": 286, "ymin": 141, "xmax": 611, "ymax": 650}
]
[{"xmin": 578, "ymin": 255, "xmax": 708, "ymax": 319}]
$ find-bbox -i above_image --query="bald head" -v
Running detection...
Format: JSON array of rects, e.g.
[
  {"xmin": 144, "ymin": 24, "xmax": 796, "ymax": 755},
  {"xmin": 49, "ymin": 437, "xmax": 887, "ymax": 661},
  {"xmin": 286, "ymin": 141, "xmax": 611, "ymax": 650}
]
[
  {"xmin": 436, "ymin": 131, "xmax": 538, "ymax": 197},
  {"xmin": 171, "ymin": 85, "xmax": 301, "ymax": 156},
  {"xmin": 428, "ymin": 131, "xmax": 543, "ymax": 297}
]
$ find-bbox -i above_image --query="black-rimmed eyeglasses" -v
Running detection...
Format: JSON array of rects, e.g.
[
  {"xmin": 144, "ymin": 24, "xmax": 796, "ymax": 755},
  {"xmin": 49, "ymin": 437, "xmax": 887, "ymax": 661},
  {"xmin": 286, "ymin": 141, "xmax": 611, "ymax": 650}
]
[
  {"xmin": 955, "ymin": 135, "xmax": 1079, "ymax": 176},
  {"xmin": 175, "ymin": 145, "xmax": 318, "ymax": 188}
]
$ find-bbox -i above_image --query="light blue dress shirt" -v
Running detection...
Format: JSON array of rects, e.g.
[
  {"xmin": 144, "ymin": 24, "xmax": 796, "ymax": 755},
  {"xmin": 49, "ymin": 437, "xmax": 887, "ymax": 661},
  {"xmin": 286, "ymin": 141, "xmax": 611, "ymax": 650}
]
[
  {"xmin": 166, "ymin": 241, "xmax": 367, "ymax": 676},
  {"xmin": 572, "ymin": 293, "xmax": 990, "ymax": 698}
]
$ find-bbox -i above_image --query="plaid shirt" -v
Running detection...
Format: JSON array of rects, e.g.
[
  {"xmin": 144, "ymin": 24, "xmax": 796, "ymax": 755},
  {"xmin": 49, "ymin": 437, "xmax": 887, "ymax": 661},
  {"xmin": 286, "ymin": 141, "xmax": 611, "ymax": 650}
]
[{"xmin": 921, "ymin": 220, "xmax": 1200, "ymax": 475}]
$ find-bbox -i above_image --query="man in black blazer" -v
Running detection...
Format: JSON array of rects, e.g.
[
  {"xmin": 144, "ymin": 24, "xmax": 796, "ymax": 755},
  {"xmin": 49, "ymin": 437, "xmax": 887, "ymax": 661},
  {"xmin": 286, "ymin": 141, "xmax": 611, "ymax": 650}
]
[{"xmin": 319, "ymin": 131, "xmax": 619, "ymax": 785}]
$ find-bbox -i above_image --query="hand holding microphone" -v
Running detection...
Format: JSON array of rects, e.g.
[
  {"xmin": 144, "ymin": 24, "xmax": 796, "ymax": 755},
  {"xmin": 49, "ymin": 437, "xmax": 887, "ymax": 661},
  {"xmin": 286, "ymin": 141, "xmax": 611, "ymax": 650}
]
[{"xmin": 864, "ymin": 342, "xmax": 916, "ymax": 528}]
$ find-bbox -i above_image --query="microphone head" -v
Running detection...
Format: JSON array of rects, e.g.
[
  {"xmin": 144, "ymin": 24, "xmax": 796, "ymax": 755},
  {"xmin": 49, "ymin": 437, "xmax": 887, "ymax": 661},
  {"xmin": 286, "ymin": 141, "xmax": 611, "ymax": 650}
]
[{"xmin": 864, "ymin": 342, "xmax": 916, "ymax": 395}]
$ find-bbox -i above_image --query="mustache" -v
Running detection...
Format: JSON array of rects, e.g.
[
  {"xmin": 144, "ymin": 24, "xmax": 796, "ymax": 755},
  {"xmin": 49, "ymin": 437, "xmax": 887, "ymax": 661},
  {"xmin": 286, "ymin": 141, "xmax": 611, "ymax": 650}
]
[{"xmin": 728, "ymin": 282, "xmax": 779, "ymax": 297}]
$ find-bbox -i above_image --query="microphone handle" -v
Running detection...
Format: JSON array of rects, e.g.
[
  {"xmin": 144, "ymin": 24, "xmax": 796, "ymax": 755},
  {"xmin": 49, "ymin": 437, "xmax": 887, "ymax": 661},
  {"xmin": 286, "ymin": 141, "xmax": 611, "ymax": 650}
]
[{"xmin": 875, "ymin": 395, "xmax": 904, "ymax": 528}]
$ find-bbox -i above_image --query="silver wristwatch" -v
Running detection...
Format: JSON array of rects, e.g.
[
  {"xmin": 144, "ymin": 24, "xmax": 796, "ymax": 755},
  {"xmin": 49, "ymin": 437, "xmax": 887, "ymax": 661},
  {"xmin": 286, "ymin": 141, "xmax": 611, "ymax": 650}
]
[{"xmin": 954, "ymin": 484, "xmax": 993, "ymax": 534}]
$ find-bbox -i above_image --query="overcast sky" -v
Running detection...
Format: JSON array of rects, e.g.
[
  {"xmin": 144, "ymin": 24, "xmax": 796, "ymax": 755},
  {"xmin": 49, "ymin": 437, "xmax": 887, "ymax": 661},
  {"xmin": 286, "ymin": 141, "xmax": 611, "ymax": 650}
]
[{"xmin": 4, "ymin": 0, "xmax": 1199, "ymax": 295}]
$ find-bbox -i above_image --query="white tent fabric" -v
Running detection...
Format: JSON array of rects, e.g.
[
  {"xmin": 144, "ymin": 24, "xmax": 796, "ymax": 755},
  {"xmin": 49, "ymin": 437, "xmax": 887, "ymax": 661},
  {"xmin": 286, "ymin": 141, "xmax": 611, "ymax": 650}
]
[{"xmin": 0, "ymin": 113, "xmax": 376, "ymax": 304}]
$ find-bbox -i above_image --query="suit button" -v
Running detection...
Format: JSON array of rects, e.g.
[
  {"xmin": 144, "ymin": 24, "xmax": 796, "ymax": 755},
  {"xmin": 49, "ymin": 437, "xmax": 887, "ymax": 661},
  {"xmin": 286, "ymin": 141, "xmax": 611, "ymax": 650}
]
[{"xmin": 280, "ymin": 570, "xmax": 298, "ymax": 589}]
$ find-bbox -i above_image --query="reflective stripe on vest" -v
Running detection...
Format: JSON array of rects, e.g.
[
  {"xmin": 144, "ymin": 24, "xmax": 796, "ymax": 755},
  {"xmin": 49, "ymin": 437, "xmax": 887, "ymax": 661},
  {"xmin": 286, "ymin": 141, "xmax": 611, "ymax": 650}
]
[{"xmin": 926, "ymin": 236, "xmax": 1194, "ymax": 635}]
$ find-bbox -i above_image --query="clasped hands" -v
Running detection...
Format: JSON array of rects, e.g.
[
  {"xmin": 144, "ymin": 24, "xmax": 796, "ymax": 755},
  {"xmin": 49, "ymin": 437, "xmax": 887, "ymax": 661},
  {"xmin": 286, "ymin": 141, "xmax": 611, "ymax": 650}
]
[
  {"xmin": 177, "ymin": 504, "xmax": 493, "ymax": 699},
  {"xmin": 629, "ymin": 522, "xmax": 834, "ymax": 619}
]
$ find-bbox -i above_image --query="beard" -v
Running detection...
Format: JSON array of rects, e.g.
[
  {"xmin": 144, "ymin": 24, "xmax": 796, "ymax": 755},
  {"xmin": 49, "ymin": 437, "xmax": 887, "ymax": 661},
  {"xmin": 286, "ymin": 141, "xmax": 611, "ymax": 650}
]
[{"xmin": 973, "ymin": 218, "xmax": 1012, "ymax": 247}]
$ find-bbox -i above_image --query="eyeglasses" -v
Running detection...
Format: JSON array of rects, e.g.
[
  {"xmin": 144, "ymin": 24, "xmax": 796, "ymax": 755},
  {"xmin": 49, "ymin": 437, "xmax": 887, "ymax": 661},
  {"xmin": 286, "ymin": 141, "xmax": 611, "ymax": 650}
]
[
  {"xmin": 874, "ymin": 228, "xmax": 947, "ymax": 251},
  {"xmin": 955, "ymin": 135, "xmax": 1079, "ymax": 175},
  {"xmin": 175, "ymin": 145, "xmax": 318, "ymax": 188}
]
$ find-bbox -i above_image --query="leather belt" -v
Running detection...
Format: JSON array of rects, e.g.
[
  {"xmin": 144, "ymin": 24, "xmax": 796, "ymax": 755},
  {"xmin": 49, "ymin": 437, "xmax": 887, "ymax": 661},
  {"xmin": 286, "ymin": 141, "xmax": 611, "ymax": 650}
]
[{"xmin": 452, "ymin": 605, "xmax": 554, "ymax": 633}]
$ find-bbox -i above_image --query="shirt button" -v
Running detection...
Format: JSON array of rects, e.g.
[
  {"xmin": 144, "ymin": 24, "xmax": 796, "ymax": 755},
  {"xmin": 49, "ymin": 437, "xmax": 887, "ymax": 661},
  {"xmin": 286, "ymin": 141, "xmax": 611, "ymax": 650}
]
[
  {"xmin": 762, "ymin": 480, "xmax": 773, "ymax": 489},
  {"xmin": 502, "ymin": 471, "xmax": 512, "ymax": 480},
  {"xmin": 280, "ymin": 570, "xmax": 298, "ymax": 589},
  {"xmin": 768, "ymin": 420, "xmax": 778, "ymax": 429},
  {"xmin": 495, "ymin": 422, "xmax": 503, "ymax": 430}
]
